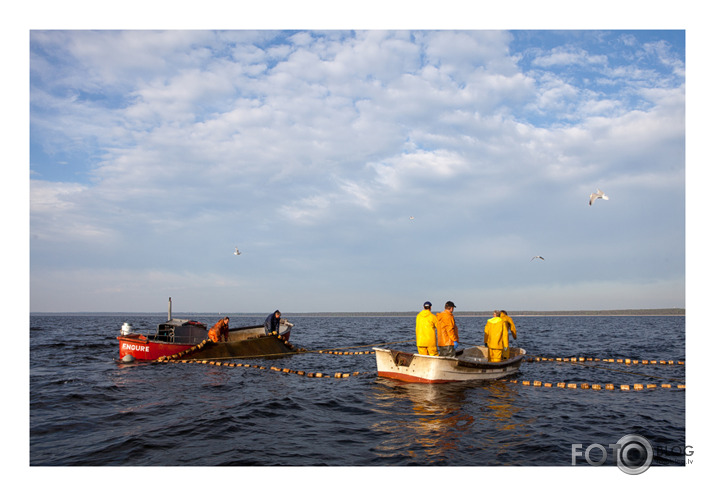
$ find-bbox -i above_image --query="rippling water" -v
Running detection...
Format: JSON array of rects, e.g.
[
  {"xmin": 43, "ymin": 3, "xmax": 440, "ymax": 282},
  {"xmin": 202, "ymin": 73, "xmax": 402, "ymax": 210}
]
[{"xmin": 30, "ymin": 314, "xmax": 685, "ymax": 467}]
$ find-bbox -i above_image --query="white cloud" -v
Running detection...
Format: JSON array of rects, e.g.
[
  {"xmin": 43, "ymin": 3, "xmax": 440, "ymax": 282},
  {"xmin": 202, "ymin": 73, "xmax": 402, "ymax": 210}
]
[
  {"xmin": 29, "ymin": 30, "xmax": 686, "ymax": 311},
  {"xmin": 532, "ymin": 46, "xmax": 608, "ymax": 68},
  {"xmin": 30, "ymin": 179, "xmax": 87, "ymax": 213},
  {"xmin": 371, "ymin": 149, "xmax": 469, "ymax": 189},
  {"xmin": 30, "ymin": 180, "xmax": 119, "ymax": 246}
]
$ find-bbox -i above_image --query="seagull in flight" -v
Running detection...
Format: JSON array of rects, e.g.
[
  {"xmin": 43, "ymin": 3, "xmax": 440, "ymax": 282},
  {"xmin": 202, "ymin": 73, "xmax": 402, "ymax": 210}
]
[
  {"xmin": 589, "ymin": 188, "xmax": 609, "ymax": 206},
  {"xmin": 234, "ymin": 247, "xmax": 242, "ymax": 256},
  {"xmin": 531, "ymin": 256, "xmax": 545, "ymax": 262},
  {"xmin": 409, "ymin": 216, "xmax": 415, "ymax": 220}
]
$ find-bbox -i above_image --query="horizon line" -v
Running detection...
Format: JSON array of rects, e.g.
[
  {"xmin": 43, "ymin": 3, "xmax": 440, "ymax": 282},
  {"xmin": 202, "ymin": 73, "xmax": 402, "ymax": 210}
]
[{"xmin": 30, "ymin": 308, "xmax": 685, "ymax": 316}]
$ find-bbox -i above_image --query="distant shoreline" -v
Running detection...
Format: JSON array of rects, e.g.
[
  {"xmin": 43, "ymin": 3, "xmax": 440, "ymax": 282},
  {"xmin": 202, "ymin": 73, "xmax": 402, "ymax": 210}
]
[
  {"xmin": 283, "ymin": 309, "xmax": 686, "ymax": 317},
  {"xmin": 30, "ymin": 308, "xmax": 685, "ymax": 317}
]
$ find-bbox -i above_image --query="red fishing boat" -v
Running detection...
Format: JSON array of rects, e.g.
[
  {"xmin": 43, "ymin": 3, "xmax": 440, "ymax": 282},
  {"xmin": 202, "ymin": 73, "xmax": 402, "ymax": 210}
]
[{"xmin": 117, "ymin": 298, "xmax": 294, "ymax": 361}]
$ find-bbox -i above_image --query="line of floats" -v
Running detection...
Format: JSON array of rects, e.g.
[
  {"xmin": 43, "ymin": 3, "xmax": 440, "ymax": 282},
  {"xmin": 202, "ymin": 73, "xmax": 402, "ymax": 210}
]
[
  {"xmin": 118, "ymin": 299, "xmax": 684, "ymax": 388},
  {"xmin": 527, "ymin": 356, "xmax": 684, "ymax": 365},
  {"xmin": 152, "ymin": 349, "xmax": 686, "ymax": 391}
]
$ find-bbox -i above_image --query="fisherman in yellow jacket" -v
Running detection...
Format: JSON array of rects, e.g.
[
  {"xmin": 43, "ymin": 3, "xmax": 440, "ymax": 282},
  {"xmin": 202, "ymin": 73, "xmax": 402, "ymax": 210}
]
[
  {"xmin": 415, "ymin": 301, "xmax": 438, "ymax": 356},
  {"xmin": 436, "ymin": 301, "xmax": 459, "ymax": 357},
  {"xmin": 500, "ymin": 310, "xmax": 517, "ymax": 358},
  {"xmin": 484, "ymin": 310, "xmax": 506, "ymax": 362}
]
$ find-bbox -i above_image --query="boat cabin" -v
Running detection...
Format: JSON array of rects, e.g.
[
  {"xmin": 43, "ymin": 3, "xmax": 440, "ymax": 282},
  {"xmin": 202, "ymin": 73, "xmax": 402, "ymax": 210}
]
[{"xmin": 154, "ymin": 318, "xmax": 207, "ymax": 345}]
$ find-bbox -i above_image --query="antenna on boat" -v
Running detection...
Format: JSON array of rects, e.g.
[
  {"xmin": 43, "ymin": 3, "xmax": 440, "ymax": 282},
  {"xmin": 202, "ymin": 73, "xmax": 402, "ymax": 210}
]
[{"xmin": 168, "ymin": 297, "xmax": 172, "ymax": 321}]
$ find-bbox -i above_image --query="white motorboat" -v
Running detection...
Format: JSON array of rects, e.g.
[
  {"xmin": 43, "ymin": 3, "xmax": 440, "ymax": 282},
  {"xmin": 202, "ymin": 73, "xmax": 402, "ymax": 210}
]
[{"xmin": 374, "ymin": 345, "xmax": 525, "ymax": 383}]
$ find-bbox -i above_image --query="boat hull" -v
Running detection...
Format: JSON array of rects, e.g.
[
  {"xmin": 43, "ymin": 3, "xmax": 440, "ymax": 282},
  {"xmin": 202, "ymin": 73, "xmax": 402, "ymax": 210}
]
[
  {"xmin": 374, "ymin": 346, "xmax": 525, "ymax": 383},
  {"xmin": 118, "ymin": 323, "xmax": 293, "ymax": 361},
  {"xmin": 118, "ymin": 336, "xmax": 191, "ymax": 361}
]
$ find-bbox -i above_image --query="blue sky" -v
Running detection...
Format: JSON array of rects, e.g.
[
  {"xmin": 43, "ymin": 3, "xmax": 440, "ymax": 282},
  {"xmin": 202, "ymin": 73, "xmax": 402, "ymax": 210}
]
[{"xmin": 27, "ymin": 28, "xmax": 688, "ymax": 313}]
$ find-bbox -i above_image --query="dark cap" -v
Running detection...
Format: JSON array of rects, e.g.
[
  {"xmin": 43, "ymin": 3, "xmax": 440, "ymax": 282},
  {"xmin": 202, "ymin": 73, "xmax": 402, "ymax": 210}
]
[
  {"xmin": 423, "ymin": 301, "xmax": 432, "ymax": 308},
  {"xmin": 445, "ymin": 301, "xmax": 456, "ymax": 308}
]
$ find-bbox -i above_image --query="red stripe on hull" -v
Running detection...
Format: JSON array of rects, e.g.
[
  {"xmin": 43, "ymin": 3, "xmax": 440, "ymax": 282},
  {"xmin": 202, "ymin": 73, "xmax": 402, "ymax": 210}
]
[{"xmin": 377, "ymin": 371, "xmax": 453, "ymax": 384}]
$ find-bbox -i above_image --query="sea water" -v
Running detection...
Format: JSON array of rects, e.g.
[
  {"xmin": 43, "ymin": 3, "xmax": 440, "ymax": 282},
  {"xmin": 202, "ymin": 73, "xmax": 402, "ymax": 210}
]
[{"xmin": 29, "ymin": 314, "xmax": 685, "ymax": 466}]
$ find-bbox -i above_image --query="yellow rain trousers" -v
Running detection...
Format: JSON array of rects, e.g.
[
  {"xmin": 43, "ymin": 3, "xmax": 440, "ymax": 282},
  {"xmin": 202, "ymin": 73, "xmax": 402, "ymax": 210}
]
[
  {"xmin": 484, "ymin": 316, "xmax": 506, "ymax": 362},
  {"xmin": 415, "ymin": 309, "xmax": 438, "ymax": 356}
]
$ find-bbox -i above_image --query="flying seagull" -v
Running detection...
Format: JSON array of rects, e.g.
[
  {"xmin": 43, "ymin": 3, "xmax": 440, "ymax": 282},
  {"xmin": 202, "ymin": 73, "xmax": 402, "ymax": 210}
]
[
  {"xmin": 234, "ymin": 247, "xmax": 241, "ymax": 256},
  {"xmin": 409, "ymin": 216, "xmax": 415, "ymax": 220},
  {"xmin": 531, "ymin": 256, "xmax": 545, "ymax": 262},
  {"xmin": 589, "ymin": 188, "xmax": 609, "ymax": 206}
]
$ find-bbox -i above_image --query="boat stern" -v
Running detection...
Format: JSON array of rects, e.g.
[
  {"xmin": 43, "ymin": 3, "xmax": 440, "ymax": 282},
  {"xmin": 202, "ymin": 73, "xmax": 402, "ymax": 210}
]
[{"xmin": 374, "ymin": 348, "xmax": 455, "ymax": 383}]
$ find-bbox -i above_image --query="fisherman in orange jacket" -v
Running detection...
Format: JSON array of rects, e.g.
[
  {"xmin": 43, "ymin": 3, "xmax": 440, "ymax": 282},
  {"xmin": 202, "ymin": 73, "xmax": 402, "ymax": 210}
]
[
  {"xmin": 208, "ymin": 316, "xmax": 230, "ymax": 343},
  {"xmin": 484, "ymin": 310, "xmax": 506, "ymax": 362},
  {"xmin": 415, "ymin": 301, "xmax": 438, "ymax": 356},
  {"xmin": 500, "ymin": 310, "xmax": 517, "ymax": 358},
  {"xmin": 436, "ymin": 301, "xmax": 459, "ymax": 357}
]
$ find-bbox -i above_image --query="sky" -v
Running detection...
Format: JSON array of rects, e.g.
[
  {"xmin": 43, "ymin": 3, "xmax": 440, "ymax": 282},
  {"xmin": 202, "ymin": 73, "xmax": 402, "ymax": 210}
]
[{"xmin": 27, "ymin": 28, "xmax": 688, "ymax": 313}]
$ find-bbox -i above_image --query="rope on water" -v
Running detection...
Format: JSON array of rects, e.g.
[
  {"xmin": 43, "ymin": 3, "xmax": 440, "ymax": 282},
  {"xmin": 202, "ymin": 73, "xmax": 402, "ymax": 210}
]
[
  {"xmin": 526, "ymin": 354, "xmax": 685, "ymax": 383},
  {"xmin": 311, "ymin": 339, "xmax": 414, "ymax": 355},
  {"xmin": 154, "ymin": 339, "xmax": 686, "ymax": 387},
  {"xmin": 153, "ymin": 337, "xmax": 379, "ymax": 377},
  {"xmin": 556, "ymin": 359, "xmax": 684, "ymax": 383},
  {"xmin": 156, "ymin": 338, "xmax": 416, "ymax": 361},
  {"xmin": 156, "ymin": 357, "xmax": 367, "ymax": 379},
  {"xmin": 526, "ymin": 355, "xmax": 684, "ymax": 365},
  {"xmin": 507, "ymin": 379, "xmax": 685, "ymax": 391},
  {"xmin": 517, "ymin": 353, "xmax": 685, "ymax": 389}
]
